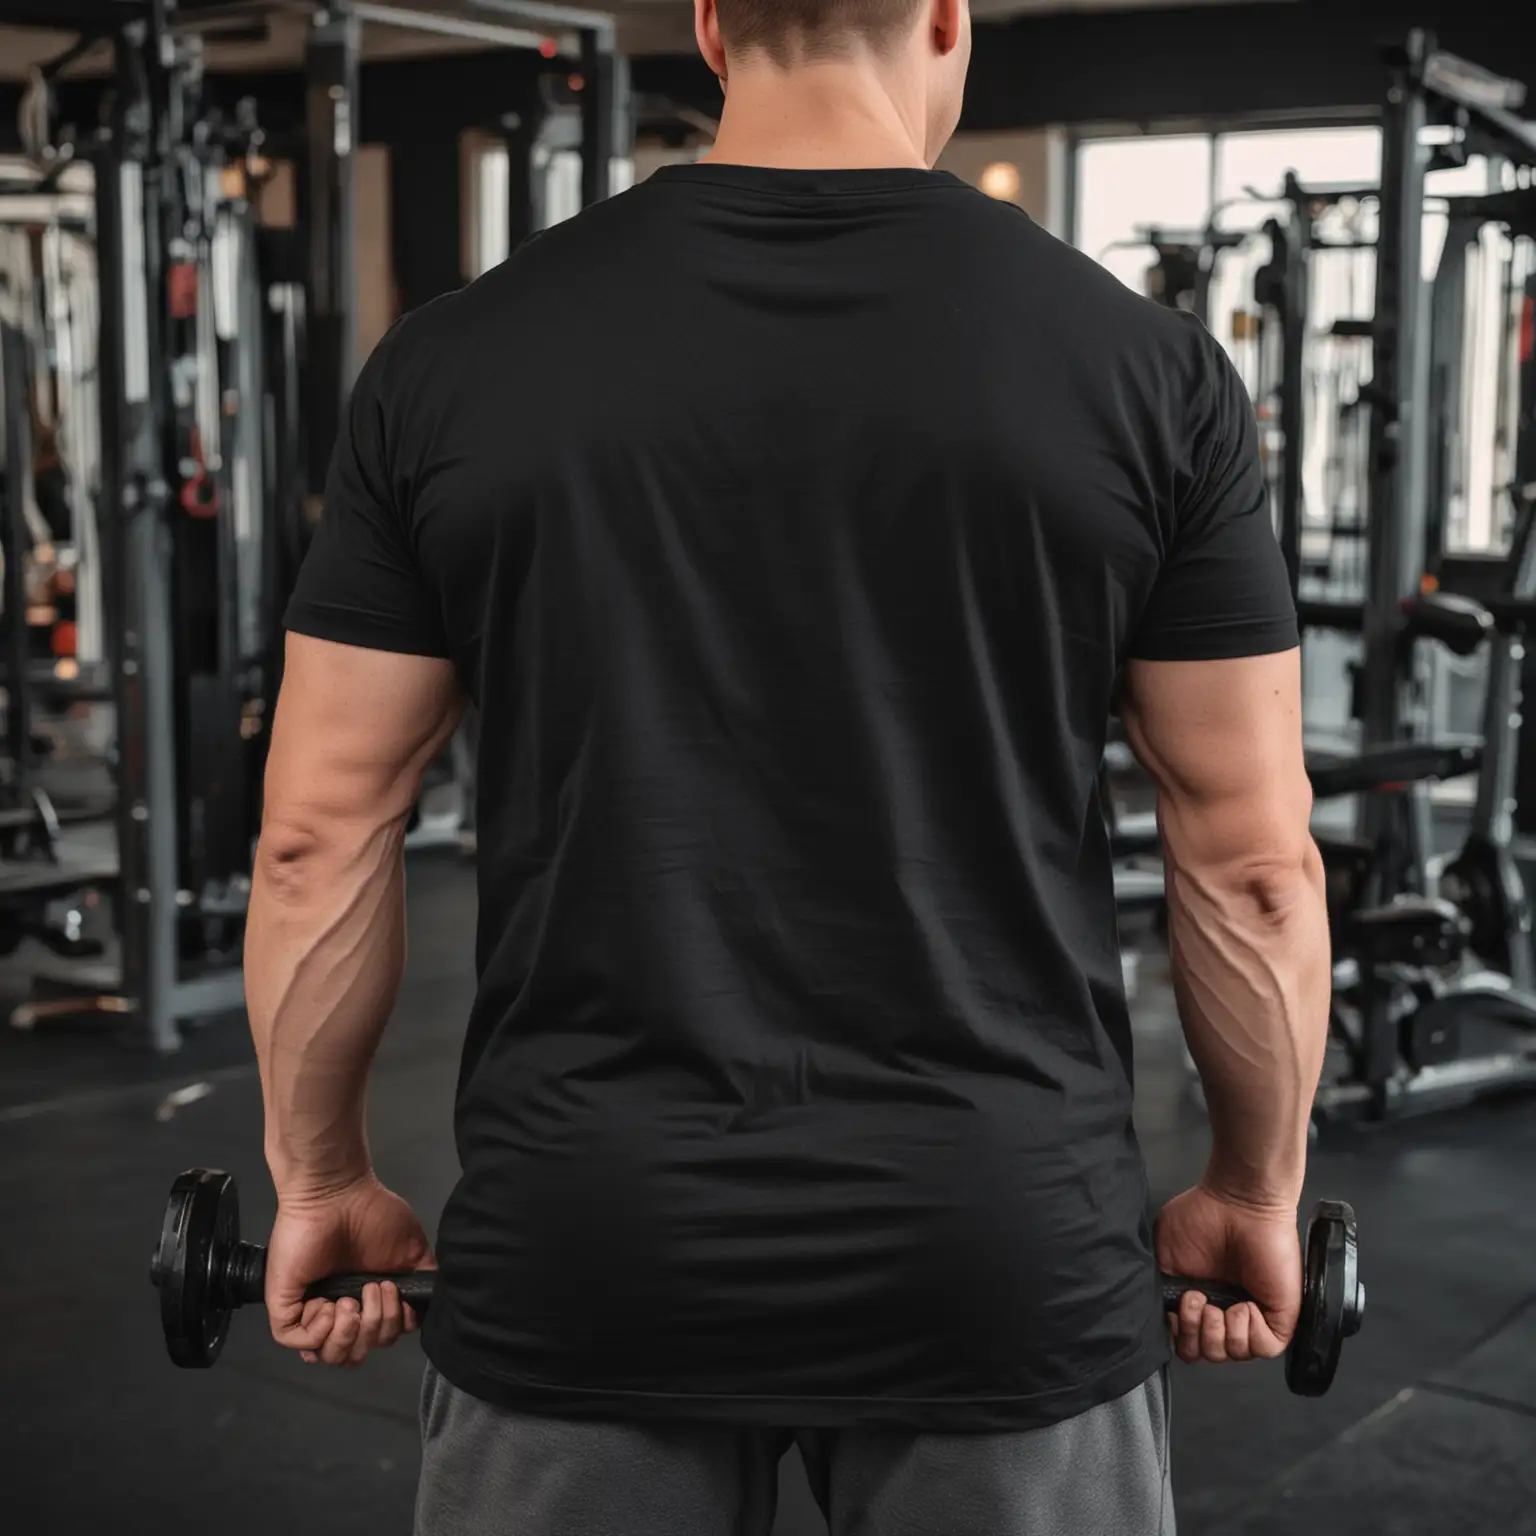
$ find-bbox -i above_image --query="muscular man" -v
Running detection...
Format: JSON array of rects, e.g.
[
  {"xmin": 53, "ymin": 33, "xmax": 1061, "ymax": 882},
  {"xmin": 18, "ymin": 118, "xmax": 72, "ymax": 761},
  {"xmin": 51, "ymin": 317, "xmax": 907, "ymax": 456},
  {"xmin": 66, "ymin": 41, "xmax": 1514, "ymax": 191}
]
[{"xmin": 248, "ymin": 2, "xmax": 1330, "ymax": 1531}]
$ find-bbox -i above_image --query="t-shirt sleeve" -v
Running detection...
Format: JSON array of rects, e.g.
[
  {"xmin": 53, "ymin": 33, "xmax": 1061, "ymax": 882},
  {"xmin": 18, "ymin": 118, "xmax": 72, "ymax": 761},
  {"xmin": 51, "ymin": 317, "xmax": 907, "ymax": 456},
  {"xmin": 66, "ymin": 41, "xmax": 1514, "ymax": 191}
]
[
  {"xmin": 284, "ymin": 330, "xmax": 450, "ymax": 659},
  {"xmin": 1129, "ymin": 330, "xmax": 1299, "ymax": 662}
]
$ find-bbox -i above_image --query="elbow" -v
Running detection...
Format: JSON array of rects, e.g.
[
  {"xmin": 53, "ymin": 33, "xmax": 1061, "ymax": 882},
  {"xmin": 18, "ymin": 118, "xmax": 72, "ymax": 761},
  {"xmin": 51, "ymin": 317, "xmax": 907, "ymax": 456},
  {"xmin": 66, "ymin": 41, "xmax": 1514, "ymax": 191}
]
[
  {"xmin": 1234, "ymin": 840, "xmax": 1322, "ymax": 923},
  {"xmin": 255, "ymin": 819, "xmax": 333, "ymax": 903}
]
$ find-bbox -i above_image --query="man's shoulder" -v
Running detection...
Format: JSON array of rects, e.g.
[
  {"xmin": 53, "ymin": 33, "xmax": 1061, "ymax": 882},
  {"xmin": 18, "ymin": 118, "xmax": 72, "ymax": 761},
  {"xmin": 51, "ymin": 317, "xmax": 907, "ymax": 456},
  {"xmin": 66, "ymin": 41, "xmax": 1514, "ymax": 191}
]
[
  {"xmin": 384, "ymin": 179, "xmax": 665, "ymax": 352},
  {"xmin": 939, "ymin": 192, "xmax": 1214, "ymax": 406}
]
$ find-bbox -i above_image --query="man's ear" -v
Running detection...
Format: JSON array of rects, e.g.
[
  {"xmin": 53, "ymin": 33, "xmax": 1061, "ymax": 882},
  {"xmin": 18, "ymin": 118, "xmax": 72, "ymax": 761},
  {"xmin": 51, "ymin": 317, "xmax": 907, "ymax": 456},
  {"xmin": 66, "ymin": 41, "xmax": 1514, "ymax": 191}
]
[
  {"xmin": 932, "ymin": 0, "xmax": 965, "ymax": 55},
  {"xmin": 696, "ymin": 0, "xmax": 729, "ymax": 82}
]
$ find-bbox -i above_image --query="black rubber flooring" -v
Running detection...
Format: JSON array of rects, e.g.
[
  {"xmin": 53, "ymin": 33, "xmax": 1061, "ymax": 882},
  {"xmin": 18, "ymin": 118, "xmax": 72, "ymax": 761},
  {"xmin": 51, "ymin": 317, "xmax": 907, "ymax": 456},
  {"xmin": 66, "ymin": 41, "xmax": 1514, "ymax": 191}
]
[{"xmin": 3, "ymin": 853, "xmax": 1534, "ymax": 1534}]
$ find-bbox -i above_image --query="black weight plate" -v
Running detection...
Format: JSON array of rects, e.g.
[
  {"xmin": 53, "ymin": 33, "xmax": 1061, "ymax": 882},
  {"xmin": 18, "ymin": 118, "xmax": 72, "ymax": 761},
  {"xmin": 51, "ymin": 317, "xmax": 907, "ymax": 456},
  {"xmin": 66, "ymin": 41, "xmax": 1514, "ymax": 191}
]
[
  {"xmin": 1286, "ymin": 1199, "xmax": 1360, "ymax": 1397},
  {"xmin": 1403, "ymin": 1009, "xmax": 1461, "ymax": 1070},
  {"xmin": 151, "ymin": 1169, "xmax": 240, "ymax": 1369}
]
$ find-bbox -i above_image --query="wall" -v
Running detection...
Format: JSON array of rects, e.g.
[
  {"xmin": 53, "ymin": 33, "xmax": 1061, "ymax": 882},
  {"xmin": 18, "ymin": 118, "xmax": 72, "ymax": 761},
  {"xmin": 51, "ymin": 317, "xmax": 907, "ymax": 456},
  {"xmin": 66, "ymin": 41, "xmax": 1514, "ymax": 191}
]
[
  {"xmin": 936, "ymin": 130, "xmax": 1067, "ymax": 236},
  {"xmin": 632, "ymin": 143, "xmax": 707, "ymax": 183},
  {"xmin": 355, "ymin": 146, "xmax": 395, "ymax": 360}
]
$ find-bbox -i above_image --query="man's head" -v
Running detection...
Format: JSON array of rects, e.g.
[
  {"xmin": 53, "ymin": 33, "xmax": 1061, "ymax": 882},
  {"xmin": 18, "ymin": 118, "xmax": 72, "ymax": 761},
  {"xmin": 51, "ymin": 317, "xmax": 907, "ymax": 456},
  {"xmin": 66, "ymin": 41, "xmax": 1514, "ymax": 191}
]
[
  {"xmin": 713, "ymin": 0, "xmax": 926, "ymax": 63},
  {"xmin": 695, "ymin": 0, "xmax": 971, "ymax": 166}
]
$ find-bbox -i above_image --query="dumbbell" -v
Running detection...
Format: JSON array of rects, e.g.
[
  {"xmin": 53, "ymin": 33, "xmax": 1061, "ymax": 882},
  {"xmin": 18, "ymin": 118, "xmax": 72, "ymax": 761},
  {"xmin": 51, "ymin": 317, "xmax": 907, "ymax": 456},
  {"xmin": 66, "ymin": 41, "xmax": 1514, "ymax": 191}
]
[
  {"xmin": 150, "ymin": 1169, "xmax": 434, "ymax": 1369},
  {"xmin": 151, "ymin": 1169, "xmax": 1363, "ymax": 1395},
  {"xmin": 1162, "ymin": 1199, "xmax": 1364, "ymax": 1397}
]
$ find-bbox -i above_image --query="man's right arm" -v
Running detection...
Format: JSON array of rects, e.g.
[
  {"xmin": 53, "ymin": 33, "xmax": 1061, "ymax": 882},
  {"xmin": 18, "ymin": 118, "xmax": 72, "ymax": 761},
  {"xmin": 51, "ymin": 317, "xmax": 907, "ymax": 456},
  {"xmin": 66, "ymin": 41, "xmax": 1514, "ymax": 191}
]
[{"xmin": 1122, "ymin": 647, "xmax": 1331, "ymax": 1357}]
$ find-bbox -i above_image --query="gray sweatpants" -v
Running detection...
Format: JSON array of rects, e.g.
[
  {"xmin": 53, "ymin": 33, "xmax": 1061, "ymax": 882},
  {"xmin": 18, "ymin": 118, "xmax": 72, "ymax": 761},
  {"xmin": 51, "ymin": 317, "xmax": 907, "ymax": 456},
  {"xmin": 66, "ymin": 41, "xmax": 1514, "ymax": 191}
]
[{"xmin": 416, "ymin": 1366, "xmax": 1174, "ymax": 1535}]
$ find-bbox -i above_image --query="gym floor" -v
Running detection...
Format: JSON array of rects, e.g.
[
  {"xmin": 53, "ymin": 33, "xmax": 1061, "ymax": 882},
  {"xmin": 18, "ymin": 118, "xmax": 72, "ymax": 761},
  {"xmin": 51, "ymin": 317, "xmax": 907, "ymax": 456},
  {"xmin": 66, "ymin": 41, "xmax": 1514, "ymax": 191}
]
[{"xmin": 5, "ymin": 854, "xmax": 1536, "ymax": 1534}]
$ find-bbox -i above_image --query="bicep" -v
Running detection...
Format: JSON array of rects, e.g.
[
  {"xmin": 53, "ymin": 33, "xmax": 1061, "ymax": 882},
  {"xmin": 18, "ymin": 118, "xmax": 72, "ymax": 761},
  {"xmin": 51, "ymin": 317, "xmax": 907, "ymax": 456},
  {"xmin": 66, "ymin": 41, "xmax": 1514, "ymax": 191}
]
[
  {"xmin": 1131, "ymin": 330, "xmax": 1297, "ymax": 666},
  {"xmin": 1121, "ymin": 651, "xmax": 1312, "ymax": 873},
  {"xmin": 285, "ymin": 322, "xmax": 450, "ymax": 660},
  {"xmin": 264, "ymin": 635, "xmax": 464, "ymax": 834}
]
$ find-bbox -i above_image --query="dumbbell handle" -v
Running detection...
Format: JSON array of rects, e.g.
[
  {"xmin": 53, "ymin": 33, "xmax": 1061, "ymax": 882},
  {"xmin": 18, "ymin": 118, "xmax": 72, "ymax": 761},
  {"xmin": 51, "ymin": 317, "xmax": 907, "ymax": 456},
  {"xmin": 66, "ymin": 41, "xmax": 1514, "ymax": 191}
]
[
  {"xmin": 267, "ymin": 1255, "xmax": 1238, "ymax": 1318},
  {"xmin": 227, "ymin": 1242, "xmax": 437, "ymax": 1315},
  {"xmin": 235, "ymin": 1242, "xmax": 1244, "ymax": 1321},
  {"xmin": 1159, "ymin": 1276, "xmax": 1256, "ymax": 1313},
  {"xmin": 306, "ymin": 1272, "xmax": 437, "ymax": 1312}
]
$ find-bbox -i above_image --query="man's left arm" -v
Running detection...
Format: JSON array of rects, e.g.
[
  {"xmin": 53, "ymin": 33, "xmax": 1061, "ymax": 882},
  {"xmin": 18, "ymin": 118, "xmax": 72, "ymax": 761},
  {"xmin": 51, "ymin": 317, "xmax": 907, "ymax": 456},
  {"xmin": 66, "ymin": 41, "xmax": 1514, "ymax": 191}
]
[{"xmin": 248, "ymin": 633, "xmax": 462, "ymax": 1366}]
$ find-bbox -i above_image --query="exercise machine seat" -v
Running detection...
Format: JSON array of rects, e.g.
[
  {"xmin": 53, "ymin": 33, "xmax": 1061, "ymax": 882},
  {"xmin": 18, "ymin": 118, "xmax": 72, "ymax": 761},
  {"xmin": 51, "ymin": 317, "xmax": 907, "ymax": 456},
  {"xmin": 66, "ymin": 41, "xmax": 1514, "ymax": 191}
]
[
  {"xmin": 1399, "ymin": 592, "xmax": 1495, "ymax": 656},
  {"xmin": 1346, "ymin": 897, "xmax": 1469, "ymax": 968},
  {"xmin": 1296, "ymin": 598, "xmax": 1364, "ymax": 633},
  {"xmin": 1307, "ymin": 741, "xmax": 1482, "ymax": 800}
]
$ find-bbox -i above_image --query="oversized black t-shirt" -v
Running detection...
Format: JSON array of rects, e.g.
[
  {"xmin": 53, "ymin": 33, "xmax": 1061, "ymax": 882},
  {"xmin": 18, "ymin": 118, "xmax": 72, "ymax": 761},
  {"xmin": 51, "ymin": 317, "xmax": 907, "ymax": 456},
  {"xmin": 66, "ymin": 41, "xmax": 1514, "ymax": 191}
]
[{"xmin": 286, "ymin": 164, "xmax": 1298, "ymax": 1431}]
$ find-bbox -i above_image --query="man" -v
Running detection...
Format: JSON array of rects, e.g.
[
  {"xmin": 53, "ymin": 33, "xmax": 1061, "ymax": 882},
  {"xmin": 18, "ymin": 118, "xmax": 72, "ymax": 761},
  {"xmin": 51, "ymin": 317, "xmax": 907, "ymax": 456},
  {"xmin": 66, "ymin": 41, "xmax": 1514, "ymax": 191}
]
[{"xmin": 249, "ymin": 1, "xmax": 1331, "ymax": 1531}]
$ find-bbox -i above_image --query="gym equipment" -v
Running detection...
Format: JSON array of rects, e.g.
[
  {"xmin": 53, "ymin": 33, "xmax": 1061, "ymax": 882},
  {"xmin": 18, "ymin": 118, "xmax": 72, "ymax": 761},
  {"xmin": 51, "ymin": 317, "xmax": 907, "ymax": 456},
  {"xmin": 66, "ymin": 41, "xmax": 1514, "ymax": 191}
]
[
  {"xmin": 1311, "ymin": 482, "xmax": 1536, "ymax": 1120},
  {"xmin": 1161, "ymin": 1199, "xmax": 1364, "ymax": 1398},
  {"xmin": 1, "ymin": 16, "xmax": 277, "ymax": 1048},
  {"xmin": 152, "ymin": 1170, "xmax": 435, "ymax": 1370},
  {"xmin": 151, "ymin": 1169, "xmax": 1364, "ymax": 1394},
  {"xmin": 1234, "ymin": 44, "xmax": 1536, "ymax": 1121},
  {"xmin": 1097, "ymin": 222, "xmax": 1252, "ymax": 329}
]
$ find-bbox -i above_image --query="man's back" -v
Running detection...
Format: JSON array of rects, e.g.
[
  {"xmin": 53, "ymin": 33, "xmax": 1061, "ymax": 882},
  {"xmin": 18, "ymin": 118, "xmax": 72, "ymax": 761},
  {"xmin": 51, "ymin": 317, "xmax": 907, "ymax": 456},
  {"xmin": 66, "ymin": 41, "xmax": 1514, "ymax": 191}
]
[{"xmin": 287, "ymin": 162, "xmax": 1297, "ymax": 1427}]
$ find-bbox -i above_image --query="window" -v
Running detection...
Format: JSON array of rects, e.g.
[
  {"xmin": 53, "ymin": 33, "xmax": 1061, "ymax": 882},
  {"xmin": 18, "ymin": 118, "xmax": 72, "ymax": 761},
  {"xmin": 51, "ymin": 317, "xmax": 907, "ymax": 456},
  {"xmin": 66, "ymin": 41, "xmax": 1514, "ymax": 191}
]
[
  {"xmin": 1071, "ymin": 125, "xmax": 1524, "ymax": 557},
  {"xmin": 1075, "ymin": 135, "xmax": 1213, "ymax": 298},
  {"xmin": 1213, "ymin": 128, "xmax": 1381, "ymax": 231}
]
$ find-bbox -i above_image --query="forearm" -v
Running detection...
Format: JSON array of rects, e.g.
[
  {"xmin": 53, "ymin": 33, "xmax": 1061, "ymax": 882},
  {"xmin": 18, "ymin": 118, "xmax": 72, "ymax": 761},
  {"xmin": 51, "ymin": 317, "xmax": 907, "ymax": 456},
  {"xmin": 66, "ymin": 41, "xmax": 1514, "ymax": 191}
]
[
  {"xmin": 247, "ymin": 819, "xmax": 410, "ymax": 1202},
  {"xmin": 1166, "ymin": 839, "xmax": 1330, "ymax": 1210}
]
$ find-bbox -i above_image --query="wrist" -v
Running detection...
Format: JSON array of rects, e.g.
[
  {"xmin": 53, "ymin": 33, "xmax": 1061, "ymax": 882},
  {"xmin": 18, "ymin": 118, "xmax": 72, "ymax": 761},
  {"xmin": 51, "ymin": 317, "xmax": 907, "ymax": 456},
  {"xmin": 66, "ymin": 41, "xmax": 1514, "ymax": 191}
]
[
  {"xmin": 1201, "ymin": 1160, "xmax": 1302, "ymax": 1218},
  {"xmin": 266, "ymin": 1143, "xmax": 374, "ymax": 1209}
]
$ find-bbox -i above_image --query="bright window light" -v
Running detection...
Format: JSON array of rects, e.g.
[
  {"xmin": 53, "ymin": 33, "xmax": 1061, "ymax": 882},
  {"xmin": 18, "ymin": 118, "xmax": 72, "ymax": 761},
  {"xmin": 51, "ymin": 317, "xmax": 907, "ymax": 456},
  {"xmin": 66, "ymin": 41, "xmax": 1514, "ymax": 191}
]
[{"xmin": 1076, "ymin": 135, "xmax": 1213, "ymax": 297}]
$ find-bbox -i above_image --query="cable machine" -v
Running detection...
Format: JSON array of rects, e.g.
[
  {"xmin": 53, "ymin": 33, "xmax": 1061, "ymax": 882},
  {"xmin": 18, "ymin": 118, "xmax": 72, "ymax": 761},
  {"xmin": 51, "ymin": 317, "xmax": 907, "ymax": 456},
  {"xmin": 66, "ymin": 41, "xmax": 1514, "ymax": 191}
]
[
  {"xmin": 7, "ymin": 1, "xmax": 273, "ymax": 1047},
  {"xmin": 5, "ymin": 0, "xmax": 631, "ymax": 1049}
]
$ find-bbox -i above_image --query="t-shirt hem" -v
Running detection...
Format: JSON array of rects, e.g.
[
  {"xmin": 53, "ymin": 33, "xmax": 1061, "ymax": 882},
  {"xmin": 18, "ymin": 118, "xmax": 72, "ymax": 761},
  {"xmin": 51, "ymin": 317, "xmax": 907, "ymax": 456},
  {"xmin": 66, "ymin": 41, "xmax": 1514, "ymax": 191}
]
[
  {"xmin": 1128, "ymin": 618, "xmax": 1299, "ymax": 663},
  {"xmin": 420, "ymin": 1325, "xmax": 1169, "ymax": 1434},
  {"xmin": 285, "ymin": 598, "xmax": 451, "ymax": 660}
]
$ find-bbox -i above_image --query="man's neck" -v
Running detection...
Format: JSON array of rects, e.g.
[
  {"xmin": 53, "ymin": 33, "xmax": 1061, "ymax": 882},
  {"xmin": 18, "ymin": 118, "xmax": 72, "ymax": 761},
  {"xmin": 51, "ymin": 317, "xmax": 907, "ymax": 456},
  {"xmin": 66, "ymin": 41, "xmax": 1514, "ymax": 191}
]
[{"xmin": 703, "ymin": 60, "xmax": 929, "ymax": 171}]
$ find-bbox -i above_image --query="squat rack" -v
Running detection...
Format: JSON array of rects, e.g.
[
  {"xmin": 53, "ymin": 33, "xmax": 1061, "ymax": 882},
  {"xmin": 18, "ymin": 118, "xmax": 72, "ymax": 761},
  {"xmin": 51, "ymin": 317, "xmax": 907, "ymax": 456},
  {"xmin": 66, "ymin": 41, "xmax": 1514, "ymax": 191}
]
[
  {"xmin": 11, "ymin": 0, "xmax": 625, "ymax": 1051},
  {"xmin": 294, "ymin": 0, "xmax": 627, "ymax": 495},
  {"xmin": 1359, "ymin": 32, "xmax": 1536, "ymax": 895}
]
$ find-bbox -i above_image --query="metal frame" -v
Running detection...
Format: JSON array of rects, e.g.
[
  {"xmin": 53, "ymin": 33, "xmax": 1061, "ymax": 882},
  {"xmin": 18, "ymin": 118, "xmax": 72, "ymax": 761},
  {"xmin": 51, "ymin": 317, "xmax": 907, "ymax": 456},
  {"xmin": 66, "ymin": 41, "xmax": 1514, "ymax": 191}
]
[
  {"xmin": 301, "ymin": 0, "xmax": 625, "ymax": 449},
  {"xmin": 164, "ymin": 0, "xmax": 612, "ymax": 51},
  {"xmin": 303, "ymin": 2, "xmax": 360, "ymax": 484},
  {"xmin": 1423, "ymin": 212, "xmax": 1477, "ymax": 566},
  {"xmin": 348, "ymin": 1, "xmax": 550, "ymax": 51},
  {"xmin": 1360, "ymin": 36, "xmax": 1432, "ymax": 761},
  {"xmin": 1259, "ymin": 175, "xmax": 1315, "ymax": 598},
  {"xmin": 92, "ymin": 15, "xmax": 188, "ymax": 1051},
  {"xmin": 503, "ymin": 101, "xmax": 550, "ymax": 250},
  {"xmin": 0, "ymin": 1, "xmax": 141, "ymax": 23},
  {"xmin": 2, "ymin": 0, "xmax": 627, "ymax": 1049},
  {"xmin": 84, "ymin": 4, "xmax": 247, "ymax": 1050},
  {"xmin": 579, "ymin": 26, "xmax": 616, "ymax": 208},
  {"xmin": 1357, "ymin": 33, "xmax": 1536, "ymax": 901},
  {"xmin": 0, "ymin": 325, "xmax": 33, "ymax": 798},
  {"xmin": 1469, "ymin": 506, "xmax": 1536, "ymax": 868},
  {"xmin": 463, "ymin": 0, "xmax": 614, "ymax": 47},
  {"xmin": 1520, "ymin": 270, "xmax": 1536, "ymax": 494}
]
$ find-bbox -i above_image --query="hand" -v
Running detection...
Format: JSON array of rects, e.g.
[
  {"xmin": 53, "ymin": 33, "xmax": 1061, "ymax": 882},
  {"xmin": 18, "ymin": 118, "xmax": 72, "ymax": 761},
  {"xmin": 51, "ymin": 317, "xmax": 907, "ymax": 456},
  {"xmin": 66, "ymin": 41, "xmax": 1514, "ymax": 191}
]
[
  {"xmin": 1156, "ymin": 1183, "xmax": 1302, "ymax": 1366},
  {"xmin": 265, "ymin": 1176, "xmax": 434, "ymax": 1368}
]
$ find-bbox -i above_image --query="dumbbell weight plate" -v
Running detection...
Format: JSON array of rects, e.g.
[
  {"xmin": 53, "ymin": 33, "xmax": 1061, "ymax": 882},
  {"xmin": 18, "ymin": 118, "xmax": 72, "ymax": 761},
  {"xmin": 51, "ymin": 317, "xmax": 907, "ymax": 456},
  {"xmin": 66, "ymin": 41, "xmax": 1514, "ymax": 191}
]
[
  {"xmin": 151, "ymin": 1168, "xmax": 240, "ymax": 1369},
  {"xmin": 1285, "ymin": 1199, "xmax": 1364, "ymax": 1397}
]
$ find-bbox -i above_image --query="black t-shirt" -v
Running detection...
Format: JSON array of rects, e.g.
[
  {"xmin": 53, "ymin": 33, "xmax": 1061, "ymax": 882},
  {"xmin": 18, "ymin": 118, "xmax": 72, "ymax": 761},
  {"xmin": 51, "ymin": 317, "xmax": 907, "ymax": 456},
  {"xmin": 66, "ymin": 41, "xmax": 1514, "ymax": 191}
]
[{"xmin": 286, "ymin": 164, "xmax": 1298, "ymax": 1431}]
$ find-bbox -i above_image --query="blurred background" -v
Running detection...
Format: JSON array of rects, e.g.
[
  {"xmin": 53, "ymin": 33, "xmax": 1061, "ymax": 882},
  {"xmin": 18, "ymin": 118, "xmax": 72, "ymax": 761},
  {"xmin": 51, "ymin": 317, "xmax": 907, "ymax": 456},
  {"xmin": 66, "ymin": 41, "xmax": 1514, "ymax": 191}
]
[{"xmin": 1, "ymin": 2, "xmax": 1534, "ymax": 1532}]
